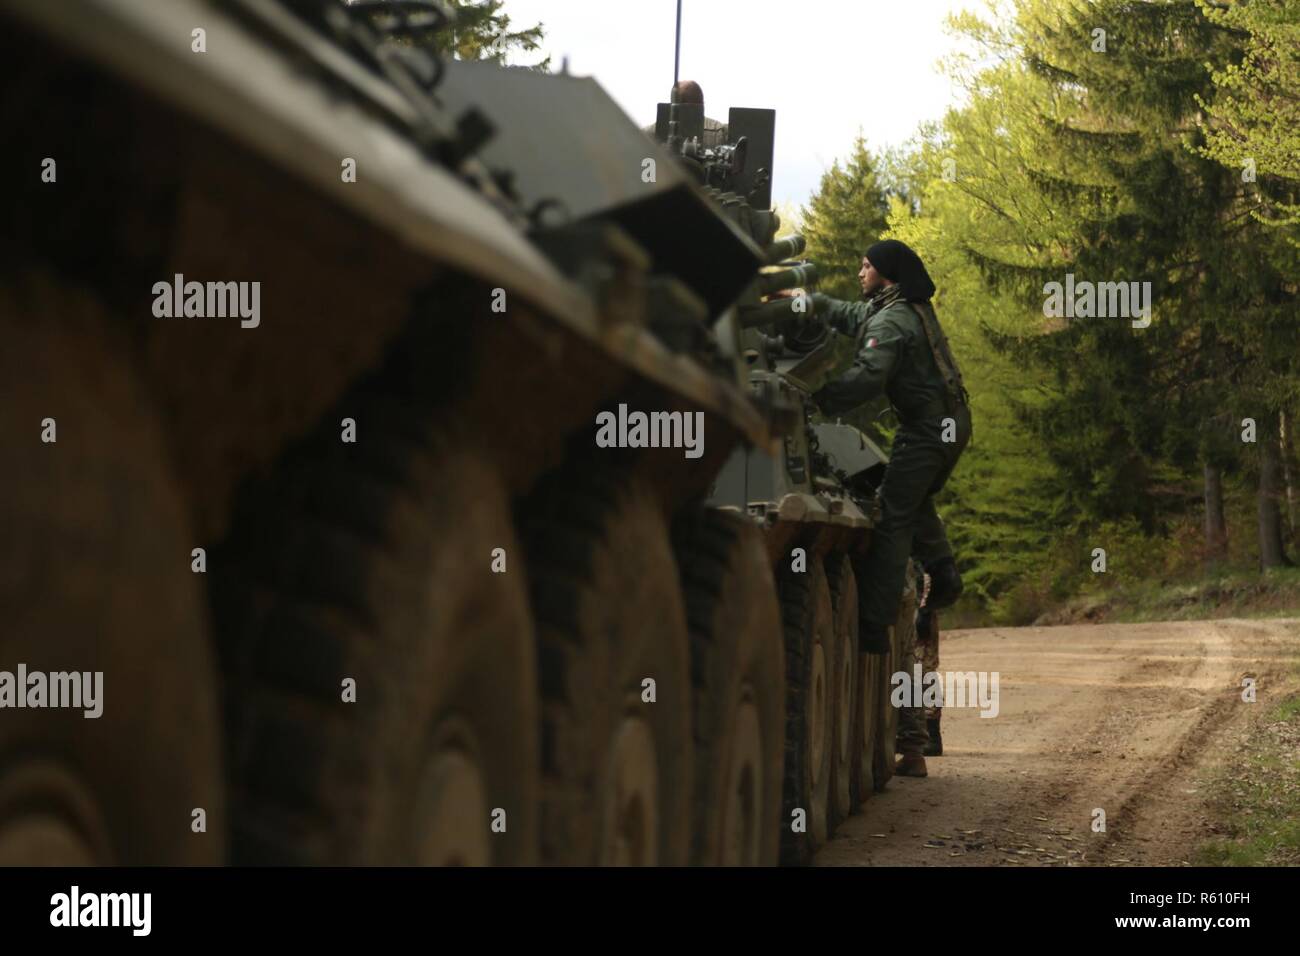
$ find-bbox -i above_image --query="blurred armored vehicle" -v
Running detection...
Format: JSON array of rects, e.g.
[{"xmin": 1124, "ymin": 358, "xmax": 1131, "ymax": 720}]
[
  {"xmin": 0, "ymin": 0, "xmax": 911, "ymax": 867},
  {"xmin": 647, "ymin": 97, "xmax": 916, "ymax": 863}
]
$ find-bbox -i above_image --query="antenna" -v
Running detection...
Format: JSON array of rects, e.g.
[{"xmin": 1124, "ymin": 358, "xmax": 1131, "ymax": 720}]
[
  {"xmin": 666, "ymin": 0, "xmax": 684, "ymax": 151},
  {"xmin": 673, "ymin": 0, "xmax": 682, "ymax": 88}
]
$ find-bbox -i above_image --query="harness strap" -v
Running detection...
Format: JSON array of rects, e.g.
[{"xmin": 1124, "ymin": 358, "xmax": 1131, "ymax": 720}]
[{"xmin": 909, "ymin": 302, "xmax": 969, "ymax": 409}]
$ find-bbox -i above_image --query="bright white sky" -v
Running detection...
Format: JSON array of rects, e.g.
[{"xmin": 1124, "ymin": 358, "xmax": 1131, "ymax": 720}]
[{"xmin": 503, "ymin": 0, "xmax": 984, "ymax": 212}]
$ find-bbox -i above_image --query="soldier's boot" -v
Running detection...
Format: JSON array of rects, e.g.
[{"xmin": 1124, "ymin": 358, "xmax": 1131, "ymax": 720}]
[
  {"xmin": 894, "ymin": 752, "xmax": 928, "ymax": 777},
  {"xmin": 924, "ymin": 557, "xmax": 963, "ymax": 610},
  {"xmin": 923, "ymin": 715, "xmax": 943, "ymax": 756}
]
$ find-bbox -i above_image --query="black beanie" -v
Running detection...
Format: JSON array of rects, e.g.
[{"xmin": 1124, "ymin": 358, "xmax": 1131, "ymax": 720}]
[{"xmin": 865, "ymin": 239, "xmax": 936, "ymax": 302}]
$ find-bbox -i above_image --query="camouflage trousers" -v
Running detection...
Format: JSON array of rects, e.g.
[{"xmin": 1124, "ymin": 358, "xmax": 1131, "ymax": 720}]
[
  {"xmin": 918, "ymin": 610, "xmax": 941, "ymax": 720},
  {"xmin": 895, "ymin": 566, "xmax": 930, "ymax": 756},
  {"xmin": 896, "ymin": 573, "xmax": 945, "ymax": 755}
]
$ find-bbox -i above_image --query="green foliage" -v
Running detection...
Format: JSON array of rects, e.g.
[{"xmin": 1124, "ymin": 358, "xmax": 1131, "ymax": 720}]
[
  {"xmin": 888, "ymin": 148, "xmax": 1067, "ymax": 609},
  {"xmin": 805, "ymin": 0, "xmax": 1300, "ymax": 617},
  {"xmin": 360, "ymin": 0, "xmax": 549, "ymax": 69},
  {"xmin": 800, "ymin": 134, "xmax": 890, "ymax": 300},
  {"xmin": 935, "ymin": 0, "xmax": 1298, "ymax": 604},
  {"xmin": 1196, "ymin": 688, "xmax": 1300, "ymax": 866},
  {"xmin": 443, "ymin": 0, "xmax": 548, "ymax": 67},
  {"xmin": 1198, "ymin": 0, "xmax": 1300, "ymax": 242}
]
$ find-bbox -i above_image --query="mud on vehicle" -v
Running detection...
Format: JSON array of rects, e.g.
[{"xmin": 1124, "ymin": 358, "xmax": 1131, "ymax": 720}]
[{"xmin": 0, "ymin": 0, "xmax": 915, "ymax": 866}]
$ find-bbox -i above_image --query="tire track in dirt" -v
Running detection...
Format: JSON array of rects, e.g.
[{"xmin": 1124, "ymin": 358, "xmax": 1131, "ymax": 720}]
[{"xmin": 814, "ymin": 618, "xmax": 1300, "ymax": 866}]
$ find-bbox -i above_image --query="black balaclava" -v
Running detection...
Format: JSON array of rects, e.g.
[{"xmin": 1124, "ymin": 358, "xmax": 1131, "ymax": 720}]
[{"xmin": 865, "ymin": 239, "xmax": 936, "ymax": 303}]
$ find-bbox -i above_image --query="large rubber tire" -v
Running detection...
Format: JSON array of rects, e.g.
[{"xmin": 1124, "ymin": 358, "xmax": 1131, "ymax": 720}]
[
  {"xmin": 215, "ymin": 387, "xmax": 539, "ymax": 865},
  {"xmin": 777, "ymin": 554, "xmax": 835, "ymax": 865},
  {"xmin": 0, "ymin": 275, "xmax": 224, "ymax": 864},
  {"xmin": 521, "ymin": 465, "xmax": 693, "ymax": 866},
  {"xmin": 856, "ymin": 652, "xmax": 881, "ymax": 801},
  {"xmin": 673, "ymin": 508, "xmax": 785, "ymax": 866},
  {"xmin": 825, "ymin": 554, "xmax": 859, "ymax": 830}
]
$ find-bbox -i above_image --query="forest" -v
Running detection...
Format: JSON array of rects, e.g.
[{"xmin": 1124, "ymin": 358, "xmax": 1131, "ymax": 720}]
[{"xmin": 800, "ymin": 0, "xmax": 1300, "ymax": 622}]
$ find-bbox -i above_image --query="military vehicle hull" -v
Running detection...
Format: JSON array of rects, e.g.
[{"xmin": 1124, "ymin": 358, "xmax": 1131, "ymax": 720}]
[{"xmin": 0, "ymin": 0, "xmax": 909, "ymax": 866}]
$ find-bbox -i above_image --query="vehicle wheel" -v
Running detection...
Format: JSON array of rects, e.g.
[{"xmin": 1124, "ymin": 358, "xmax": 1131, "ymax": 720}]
[
  {"xmin": 521, "ymin": 464, "xmax": 692, "ymax": 865},
  {"xmin": 777, "ymin": 552, "xmax": 834, "ymax": 865},
  {"xmin": 825, "ymin": 554, "xmax": 859, "ymax": 828},
  {"xmin": 673, "ymin": 508, "xmax": 785, "ymax": 866},
  {"xmin": 216, "ymin": 386, "xmax": 539, "ymax": 865},
  {"xmin": 0, "ymin": 275, "xmax": 223, "ymax": 864},
  {"xmin": 857, "ymin": 652, "xmax": 881, "ymax": 801}
]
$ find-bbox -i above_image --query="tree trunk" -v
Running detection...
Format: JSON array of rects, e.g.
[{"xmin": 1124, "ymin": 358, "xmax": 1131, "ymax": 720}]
[
  {"xmin": 1281, "ymin": 409, "xmax": 1297, "ymax": 538},
  {"xmin": 1258, "ymin": 414, "xmax": 1289, "ymax": 570},
  {"xmin": 1204, "ymin": 462, "xmax": 1227, "ymax": 570}
]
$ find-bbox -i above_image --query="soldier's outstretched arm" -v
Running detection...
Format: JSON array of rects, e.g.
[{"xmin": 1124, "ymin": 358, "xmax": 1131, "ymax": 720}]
[
  {"xmin": 811, "ymin": 292, "xmax": 872, "ymax": 335},
  {"xmin": 814, "ymin": 314, "xmax": 905, "ymax": 414}
]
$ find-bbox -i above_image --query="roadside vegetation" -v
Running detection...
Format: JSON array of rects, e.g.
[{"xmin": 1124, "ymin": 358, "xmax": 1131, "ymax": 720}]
[
  {"xmin": 1196, "ymin": 691, "xmax": 1300, "ymax": 866},
  {"xmin": 800, "ymin": 1, "xmax": 1300, "ymax": 627}
]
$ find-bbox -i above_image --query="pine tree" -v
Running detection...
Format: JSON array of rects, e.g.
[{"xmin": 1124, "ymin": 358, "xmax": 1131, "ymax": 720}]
[
  {"xmin": 887, "ymin": 140, "xmax": 1066, "ymax": 612},
  {"xmin": 800, "ymin": 135, "xmax": 890, "ymax": 300},
  {"xmin": 442, "ymin": 0, "xmax": 548, "ymax": 67},
  {"xmin": 357, "ymin": 0, "xmax": 549, "ymax": 69},
  {"xmin": 1198, "ymin": 0, "xmax": 1300, "ymax": 244},
  {"xmin": 889, "ymin": 0, "xmax": 1299, "ymax": 600},
  {"xmin": 943, "ymin": 0, "xmax": 1296, "ymax": 554}
]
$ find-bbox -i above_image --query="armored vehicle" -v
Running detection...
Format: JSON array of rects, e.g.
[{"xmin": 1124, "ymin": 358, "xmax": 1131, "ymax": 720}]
[{"xmin": 0, "ymin": 0, "xmax": 911, "ymax": 867}]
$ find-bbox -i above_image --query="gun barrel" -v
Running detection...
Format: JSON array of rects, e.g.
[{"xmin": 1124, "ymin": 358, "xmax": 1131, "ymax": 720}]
[
  {"xmin": 757, "ymin": 263, "xmax": 818, "ymax": 296},
  {"xmin": 763, "ymin": 234, "xmax": 806, "ymax": 264},
  {"xmin": 737, "ymin": 294, "xmax": 816, "ymax": 329}
]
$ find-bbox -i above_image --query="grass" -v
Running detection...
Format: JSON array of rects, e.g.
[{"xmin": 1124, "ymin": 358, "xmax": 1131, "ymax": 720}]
[
  {"xmin": 1194, "ymin": 690, "xmax": 1300, "ymax": 866},
  {"xmin": 1030, "ymin": 566, "xmax": 1300, "ymax": 626}
]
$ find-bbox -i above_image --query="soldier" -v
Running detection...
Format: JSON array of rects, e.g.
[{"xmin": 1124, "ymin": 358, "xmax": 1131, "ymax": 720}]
[{"xmin": 811, "ymin": 239, "xmax": 971, "ymax": 777}]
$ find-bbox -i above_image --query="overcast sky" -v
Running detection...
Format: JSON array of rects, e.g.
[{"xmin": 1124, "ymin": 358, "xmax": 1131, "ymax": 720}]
[{"xmin": 503, "ymin": 0, "xmax": 984, "ymax": 212}]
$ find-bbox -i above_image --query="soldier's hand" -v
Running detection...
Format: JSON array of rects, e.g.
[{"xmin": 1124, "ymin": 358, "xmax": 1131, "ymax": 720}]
[{"xmin": 764, "ymin": 289, "xmax": 797, "ymax": 302}]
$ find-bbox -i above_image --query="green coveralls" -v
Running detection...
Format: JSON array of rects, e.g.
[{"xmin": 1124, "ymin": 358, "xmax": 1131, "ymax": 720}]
[{"xmin": 812, "ymin": 291, "xmax": 972, "ymax": 637}]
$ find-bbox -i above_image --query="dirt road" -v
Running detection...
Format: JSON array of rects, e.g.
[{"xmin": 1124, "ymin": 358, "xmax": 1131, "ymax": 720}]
[{"xmin": 816, "ymin": 618, "xmax": 1300, "ymax": 866}]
